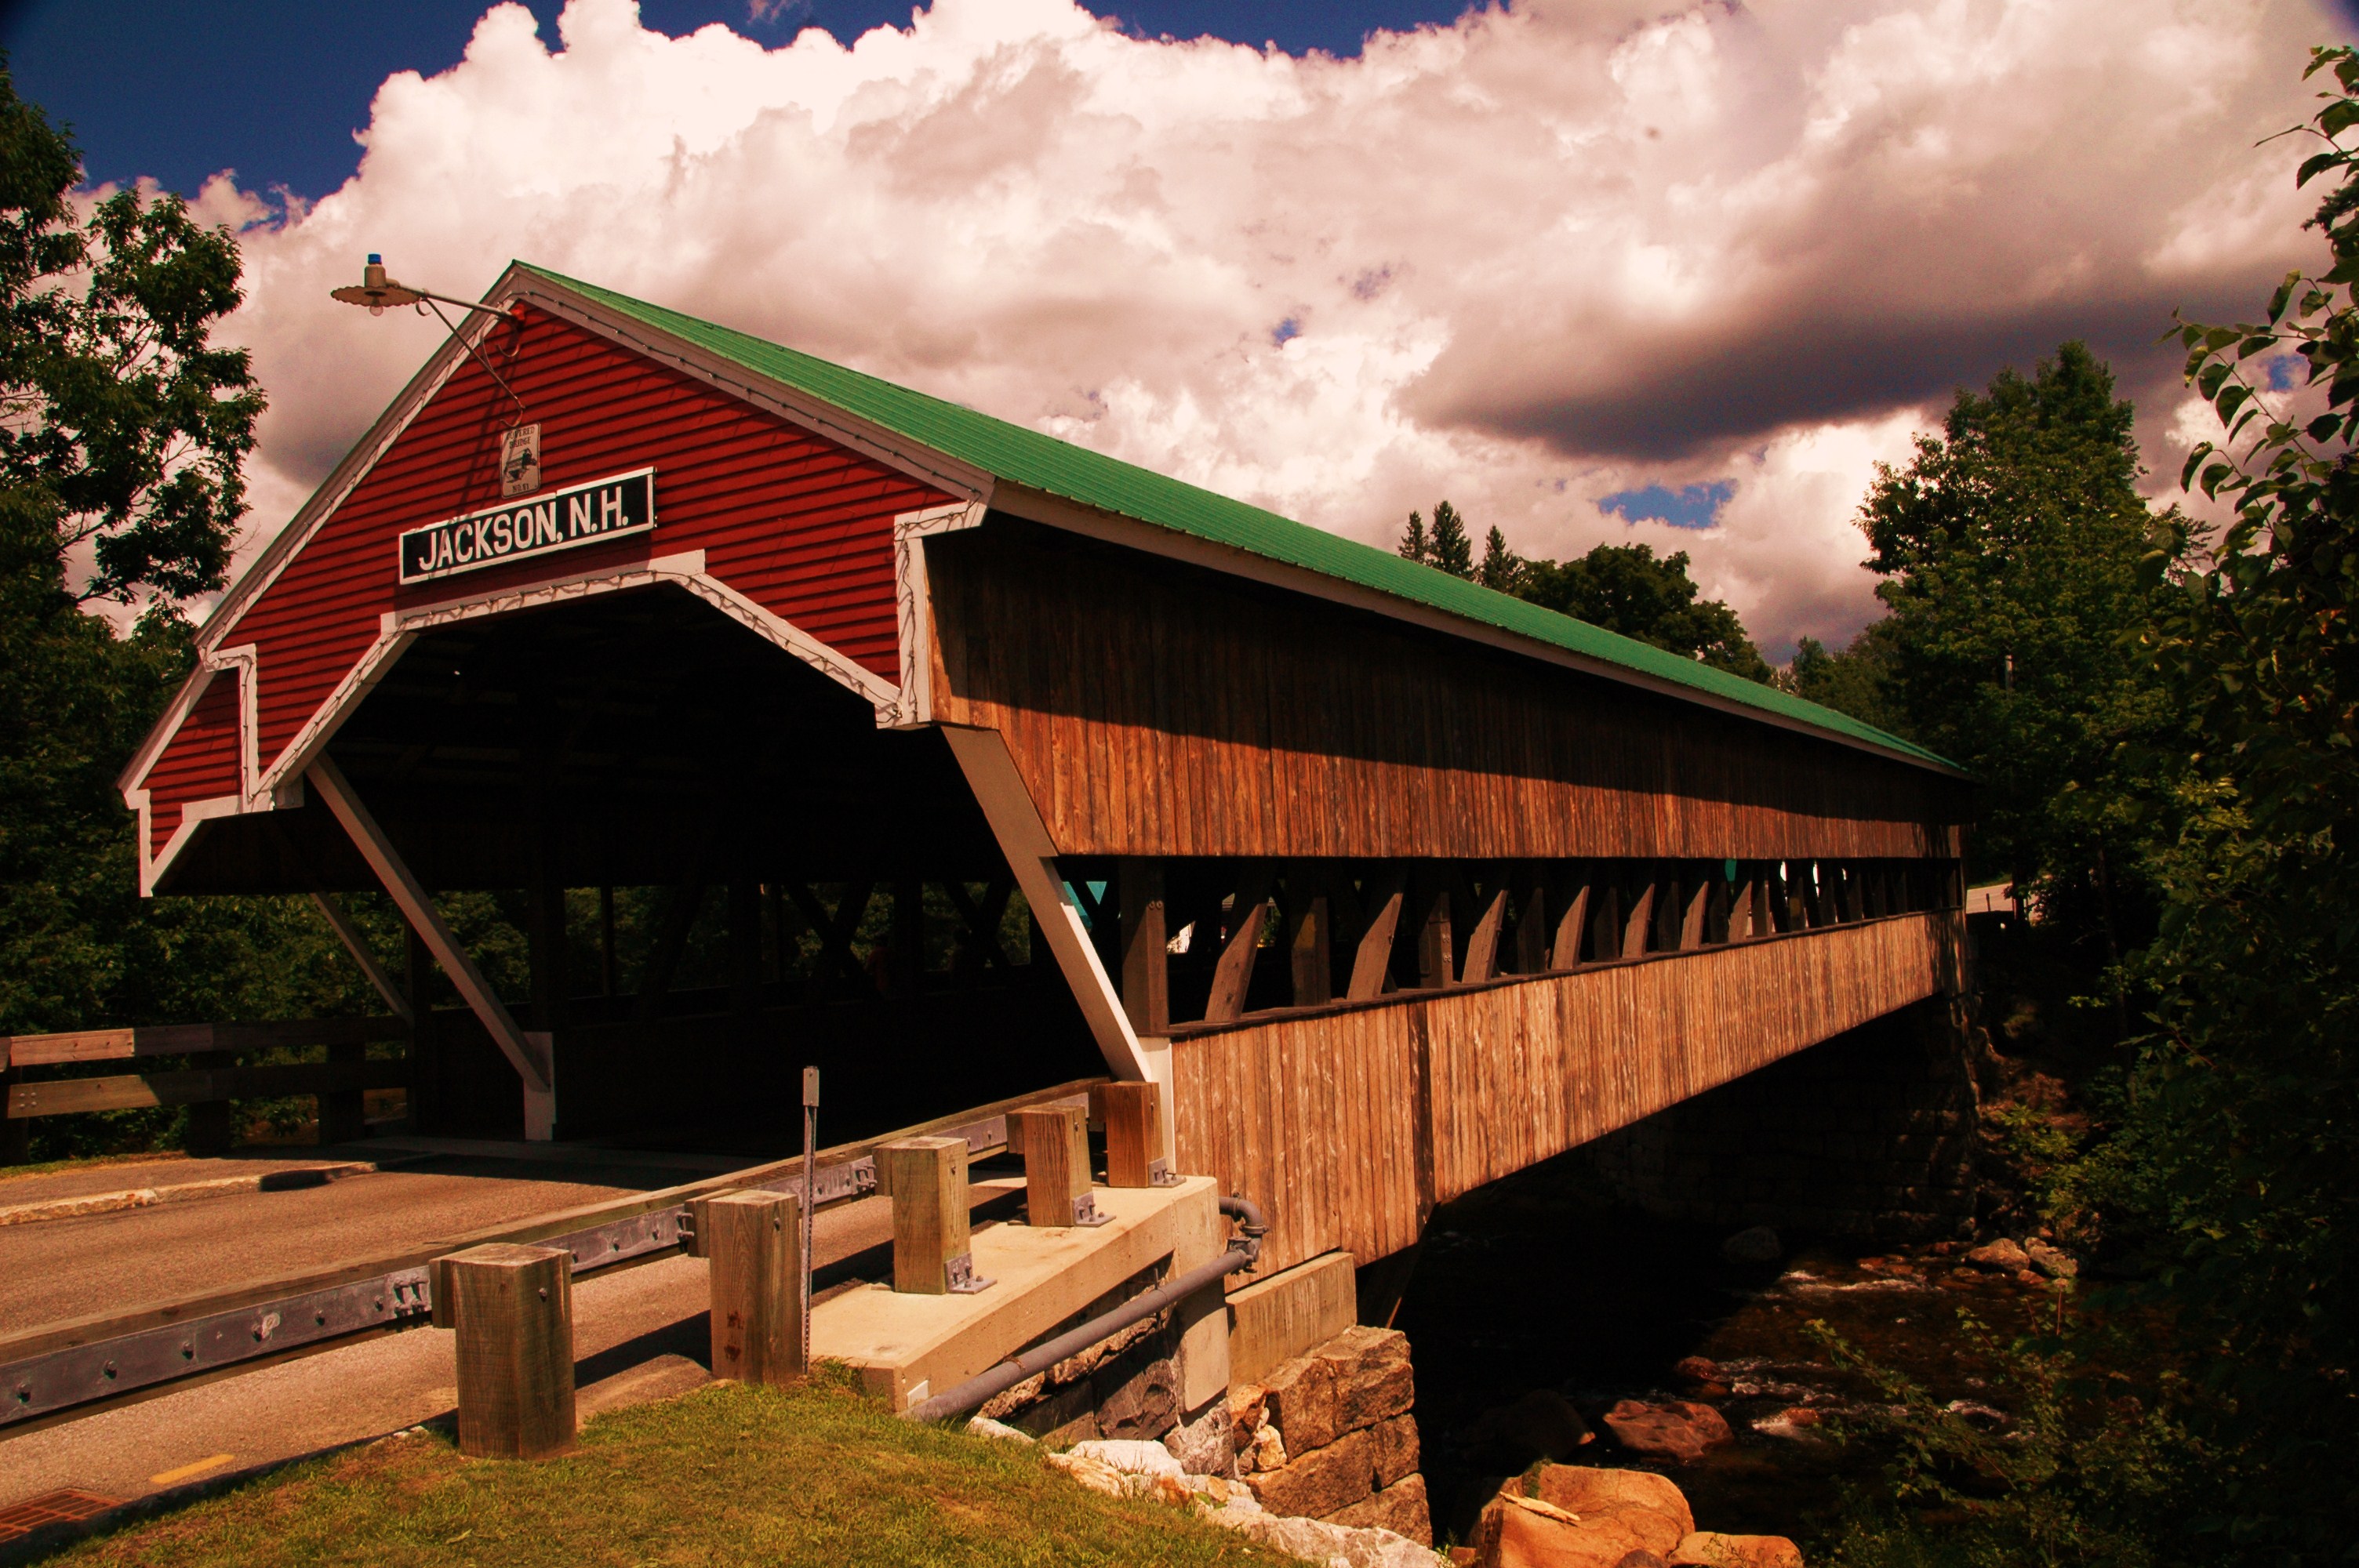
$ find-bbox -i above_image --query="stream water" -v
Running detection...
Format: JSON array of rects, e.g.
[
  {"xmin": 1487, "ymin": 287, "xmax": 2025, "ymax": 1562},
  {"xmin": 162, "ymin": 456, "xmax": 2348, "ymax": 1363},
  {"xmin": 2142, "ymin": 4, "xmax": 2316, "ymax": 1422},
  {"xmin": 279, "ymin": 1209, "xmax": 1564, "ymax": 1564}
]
[{"xmin": 1392, "ymin": 1146, "xmax": 2054, "ymax": 1548}]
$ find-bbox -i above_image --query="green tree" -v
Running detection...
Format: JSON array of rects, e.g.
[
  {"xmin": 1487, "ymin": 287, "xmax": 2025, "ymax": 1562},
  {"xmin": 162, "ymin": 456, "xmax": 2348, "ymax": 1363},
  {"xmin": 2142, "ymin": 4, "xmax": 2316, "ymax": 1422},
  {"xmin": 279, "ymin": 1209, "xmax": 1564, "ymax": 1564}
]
[
  {"xmin": 1783, "ymin": 620, "xmax": 1906, "ymax": 733},
  {"xmin": 1859, "ymin": 343, "xmax": 2175, "ymax": 955},
  {"xmin": 1475, "ymin": 524, "xmax": 1524, "ymax": 593},
  {"xmin": 1427, "ymin": 499, "xmax": 1473, "ymax": 579},
  {"xmin": 2099, "ymin": 44, "xmax": 2359, "ymax": 1558},
  {"xmin": 0, "ymin": 66, "xmax": 344, "ymax": 1077},
  {"xmin": 1516, "ymin": 541, "xmax": 1773, "ymax": 682},
  {"xmin": 1396, "ymin": 507, "xmax": 1430, "ymax": 566}
]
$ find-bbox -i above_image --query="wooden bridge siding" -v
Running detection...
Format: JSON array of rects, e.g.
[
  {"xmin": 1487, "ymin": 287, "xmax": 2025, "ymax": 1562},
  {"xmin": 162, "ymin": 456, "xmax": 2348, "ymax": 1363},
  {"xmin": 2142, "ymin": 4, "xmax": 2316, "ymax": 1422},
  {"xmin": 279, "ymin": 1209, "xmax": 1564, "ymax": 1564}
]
[
  {"xmin": 926, "ymin": 524, "xmax": 1965, "ymax": 860},
  {"xmin": 1171, "ymin": 912, "xmax": 1963, "ymax": 1276}
]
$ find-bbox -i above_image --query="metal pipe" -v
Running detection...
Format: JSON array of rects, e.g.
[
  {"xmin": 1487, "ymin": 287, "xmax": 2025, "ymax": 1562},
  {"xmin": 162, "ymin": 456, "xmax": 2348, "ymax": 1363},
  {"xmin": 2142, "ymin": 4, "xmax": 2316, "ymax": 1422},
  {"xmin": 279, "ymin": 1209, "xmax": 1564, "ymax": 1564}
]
[{"xmin": 905, "ymin": 1195, "xmax": 1269, "ymax": 1425}]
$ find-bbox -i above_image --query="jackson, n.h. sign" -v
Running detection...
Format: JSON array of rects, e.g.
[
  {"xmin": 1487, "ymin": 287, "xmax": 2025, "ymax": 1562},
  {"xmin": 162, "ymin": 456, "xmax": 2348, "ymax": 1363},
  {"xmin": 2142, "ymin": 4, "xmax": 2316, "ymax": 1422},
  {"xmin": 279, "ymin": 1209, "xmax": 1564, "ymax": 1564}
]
[{"xmin": 397, "ymin": 466, "xmax": 654, "ymax": 586}]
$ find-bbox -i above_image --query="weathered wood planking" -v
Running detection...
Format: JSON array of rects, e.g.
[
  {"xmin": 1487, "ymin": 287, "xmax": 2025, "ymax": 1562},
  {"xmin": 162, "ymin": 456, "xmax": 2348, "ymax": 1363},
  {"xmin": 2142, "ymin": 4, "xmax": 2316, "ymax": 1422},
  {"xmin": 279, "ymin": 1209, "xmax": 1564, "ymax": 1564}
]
[
  {"xmin": 927, "ymin": 523, "xmax": 1967, "ymax": 861},
  {"xmin": 1172, "ymin": 912, "xmax": 1963, "ymax": 1275},
  {"xmin": 2, "ymin": 1016, "xmax": 408, "ymax": 1069},
  {"xmin": 7, "ymin": 1058, "xmax": 411, "ymax": 1118}
]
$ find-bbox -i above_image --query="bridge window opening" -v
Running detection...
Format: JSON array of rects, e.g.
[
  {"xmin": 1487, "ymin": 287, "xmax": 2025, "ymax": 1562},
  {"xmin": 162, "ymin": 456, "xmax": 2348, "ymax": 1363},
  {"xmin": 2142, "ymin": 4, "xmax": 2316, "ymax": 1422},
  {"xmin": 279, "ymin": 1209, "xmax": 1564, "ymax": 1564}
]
[{"xmin": 1078, "ymin": 855, "xmax": 1965, "ymax": 1037}]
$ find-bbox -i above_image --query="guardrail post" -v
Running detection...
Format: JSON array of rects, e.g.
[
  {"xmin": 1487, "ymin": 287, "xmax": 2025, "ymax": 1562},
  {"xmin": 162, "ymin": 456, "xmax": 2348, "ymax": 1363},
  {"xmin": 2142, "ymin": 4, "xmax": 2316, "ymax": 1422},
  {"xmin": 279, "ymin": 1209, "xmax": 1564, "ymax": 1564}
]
[
  {"xmin": 1012, "ymin": 1104, "xmax": 1095, "ymax": 1227},
  {"xmin": 705, "ymin": 1189, "xmax": 805, "ymax": 1384},
  {"xmin": 1095, "ymin": 1081, "xmax": 1162, "ymax": 1188},
  {"xmin": 877, "ymin": 1135, "xmax": 976, "ymax": 1294},
  {"xmin": 434, "ymin": 1243, "xmax": 576, "ymax": 1459},
  {"xmin": 0, "ymin": 1044, "xmax": 25, "ymax": 1166}
]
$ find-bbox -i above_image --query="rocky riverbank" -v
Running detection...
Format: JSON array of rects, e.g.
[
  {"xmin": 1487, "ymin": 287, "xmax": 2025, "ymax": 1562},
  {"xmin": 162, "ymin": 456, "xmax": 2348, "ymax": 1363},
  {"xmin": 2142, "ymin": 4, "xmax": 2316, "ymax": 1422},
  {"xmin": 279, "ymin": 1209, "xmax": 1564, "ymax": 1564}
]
[{"xmin": 1393, "ymin": 1146, "xmax": 2074, "ymax": 1550}]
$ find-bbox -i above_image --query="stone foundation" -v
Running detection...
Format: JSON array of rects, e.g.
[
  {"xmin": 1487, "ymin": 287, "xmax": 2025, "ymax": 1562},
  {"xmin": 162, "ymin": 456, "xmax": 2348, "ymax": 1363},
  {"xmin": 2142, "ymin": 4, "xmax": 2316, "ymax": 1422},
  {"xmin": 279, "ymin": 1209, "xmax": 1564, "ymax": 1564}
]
[
  {"xmin": 1230, "ymin": 1325, "xmax": 1435, "ymax": 1546},
  {"xmin": 1588, "ymin": 996, "xmax": 1978, "ymax": 1241}
]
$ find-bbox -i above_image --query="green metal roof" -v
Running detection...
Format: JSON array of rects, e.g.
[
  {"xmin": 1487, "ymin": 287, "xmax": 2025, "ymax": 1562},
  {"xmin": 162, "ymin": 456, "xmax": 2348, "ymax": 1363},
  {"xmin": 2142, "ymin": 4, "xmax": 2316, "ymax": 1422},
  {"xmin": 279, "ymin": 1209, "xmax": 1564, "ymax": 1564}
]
[{"xmin": 523, "ymin": 263, "xmax": 1950, "ymax": 770}]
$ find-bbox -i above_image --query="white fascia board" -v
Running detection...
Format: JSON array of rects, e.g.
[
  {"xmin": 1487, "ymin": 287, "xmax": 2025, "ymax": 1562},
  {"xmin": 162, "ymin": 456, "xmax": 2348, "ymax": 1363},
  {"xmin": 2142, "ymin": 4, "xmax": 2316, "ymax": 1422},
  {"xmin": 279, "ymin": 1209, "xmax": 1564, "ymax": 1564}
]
[
  {"xmin": 886, "ymin": 500, "xmax": 987, "ymax": 730},
  {"xmin": 987, "ymin": 481, "xmax": 1965, "ymax": 779}
]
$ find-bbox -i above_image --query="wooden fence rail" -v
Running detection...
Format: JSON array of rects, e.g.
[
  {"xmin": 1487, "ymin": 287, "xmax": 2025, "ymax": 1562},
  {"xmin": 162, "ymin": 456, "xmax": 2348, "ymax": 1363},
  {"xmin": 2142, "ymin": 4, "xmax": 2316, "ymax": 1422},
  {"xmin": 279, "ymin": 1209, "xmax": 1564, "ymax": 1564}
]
[{"xmin": 0, "ymin": 1016, "xmax": 413, "ymax": 1160}]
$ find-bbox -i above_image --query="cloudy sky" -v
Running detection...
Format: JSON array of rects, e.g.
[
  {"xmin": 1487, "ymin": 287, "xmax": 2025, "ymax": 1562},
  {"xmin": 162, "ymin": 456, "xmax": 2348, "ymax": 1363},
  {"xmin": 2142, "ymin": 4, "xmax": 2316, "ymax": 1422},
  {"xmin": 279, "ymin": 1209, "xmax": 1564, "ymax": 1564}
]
[{"xmin": 14, "ymin": 0, "xmax": 2353, "ymax": 656}]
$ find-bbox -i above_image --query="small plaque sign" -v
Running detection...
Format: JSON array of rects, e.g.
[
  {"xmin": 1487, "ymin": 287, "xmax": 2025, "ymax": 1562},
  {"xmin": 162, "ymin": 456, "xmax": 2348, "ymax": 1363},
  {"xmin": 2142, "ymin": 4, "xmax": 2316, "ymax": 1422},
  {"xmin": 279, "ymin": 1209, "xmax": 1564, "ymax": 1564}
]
[
  {"xmin": 499, "ymin": 423, "xmax": 542, "ymax": 497},
  {"xmin": 398, "ymin": 466, "xmax": 653, "ymax": 586}
]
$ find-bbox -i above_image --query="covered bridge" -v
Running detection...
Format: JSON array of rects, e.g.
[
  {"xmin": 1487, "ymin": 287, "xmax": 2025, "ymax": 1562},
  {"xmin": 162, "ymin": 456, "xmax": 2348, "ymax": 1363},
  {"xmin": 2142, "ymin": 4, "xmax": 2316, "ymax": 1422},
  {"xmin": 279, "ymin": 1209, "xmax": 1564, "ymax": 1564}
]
[{"xmin": 121, "ymin": 265, "xmax": 1970, "ymax": 1278}]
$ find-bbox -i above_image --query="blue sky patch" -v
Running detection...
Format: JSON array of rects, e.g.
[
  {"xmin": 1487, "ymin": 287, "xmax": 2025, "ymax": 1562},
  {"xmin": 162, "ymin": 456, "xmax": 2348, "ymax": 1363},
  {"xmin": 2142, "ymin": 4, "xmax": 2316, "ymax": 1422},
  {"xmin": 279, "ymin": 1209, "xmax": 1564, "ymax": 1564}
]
[
  {"xmin": 2267, "ymin": 353, "xmax": 2303, "ymax": 392},
  {"xmin": 1272, "ymin": 316, "xmax": 1303, "ymax": 346},
  {"xmin": 1598, "ymin": 480, "xmax": 1735, "ymax": 530}
]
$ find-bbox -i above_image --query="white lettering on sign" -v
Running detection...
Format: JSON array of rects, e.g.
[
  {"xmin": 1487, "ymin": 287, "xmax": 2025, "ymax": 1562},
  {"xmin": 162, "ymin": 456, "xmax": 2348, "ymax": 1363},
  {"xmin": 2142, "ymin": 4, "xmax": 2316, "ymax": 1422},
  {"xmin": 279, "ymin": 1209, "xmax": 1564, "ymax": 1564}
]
[{"xmin": 397, "ymin": 467, "xmax": 655, "ymax": 586}]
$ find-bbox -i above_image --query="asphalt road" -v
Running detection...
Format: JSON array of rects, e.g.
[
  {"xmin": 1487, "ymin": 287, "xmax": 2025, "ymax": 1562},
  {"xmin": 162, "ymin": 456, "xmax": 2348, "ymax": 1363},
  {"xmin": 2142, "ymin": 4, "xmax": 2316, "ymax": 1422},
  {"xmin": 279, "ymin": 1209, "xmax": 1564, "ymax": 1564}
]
[{"xmin": 0, "ymin": 1148, "xmax": 1022, "ymax": 1513}]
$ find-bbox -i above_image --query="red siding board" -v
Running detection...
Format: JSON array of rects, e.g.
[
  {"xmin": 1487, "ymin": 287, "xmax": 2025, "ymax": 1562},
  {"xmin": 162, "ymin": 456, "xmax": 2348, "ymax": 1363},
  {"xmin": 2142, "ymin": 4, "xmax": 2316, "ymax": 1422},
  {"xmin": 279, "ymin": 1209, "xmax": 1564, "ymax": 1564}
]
[
  {"xmin": 136, "ymin": 307, "xmax": 947, "ymax": 862},
  {"xmin": 144, "ymin": 674, "xmax": 242, "ymax": 856}
]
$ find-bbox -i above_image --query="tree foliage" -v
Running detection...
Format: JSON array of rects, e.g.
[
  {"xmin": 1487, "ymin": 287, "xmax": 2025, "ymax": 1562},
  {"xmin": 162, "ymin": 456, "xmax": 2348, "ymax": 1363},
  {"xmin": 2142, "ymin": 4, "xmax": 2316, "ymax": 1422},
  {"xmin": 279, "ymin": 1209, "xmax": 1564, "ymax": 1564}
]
[
  {"xmin": 2086, "ymin": 43, "xmax": 2359, "ymax": 1559},
  {"xmin": 1517, "ymin": 540, "xmax": 1773, "ymax": 682},
  {"xmin": 1857, "ymin": 344, "xmax": 2178, "ymax": 935},
  {"xmin": 1398, "ymin": 498, "xmax": 1474, "ymax": 579},
  {"xmin": 0, "ymin": 64, "xmax": 340, "ymax": 1080}
]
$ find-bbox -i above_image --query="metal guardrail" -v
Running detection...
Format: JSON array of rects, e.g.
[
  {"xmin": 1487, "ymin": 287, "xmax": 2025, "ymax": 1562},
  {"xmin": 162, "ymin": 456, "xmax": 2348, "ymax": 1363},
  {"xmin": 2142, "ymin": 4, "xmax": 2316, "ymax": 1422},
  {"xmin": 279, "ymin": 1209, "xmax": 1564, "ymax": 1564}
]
[{"xmin": 0, "ymin": 1079, "xmax": 1100, "ymax": 1432}]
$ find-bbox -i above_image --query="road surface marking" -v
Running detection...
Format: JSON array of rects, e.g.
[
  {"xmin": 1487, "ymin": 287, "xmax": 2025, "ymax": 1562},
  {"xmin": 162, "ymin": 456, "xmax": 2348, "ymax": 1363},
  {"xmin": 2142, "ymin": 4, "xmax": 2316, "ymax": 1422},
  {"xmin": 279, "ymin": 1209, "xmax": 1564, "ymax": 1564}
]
[{"xmin": 147, "ymin": 1454, "xmax": 234, "ymax": 1486}]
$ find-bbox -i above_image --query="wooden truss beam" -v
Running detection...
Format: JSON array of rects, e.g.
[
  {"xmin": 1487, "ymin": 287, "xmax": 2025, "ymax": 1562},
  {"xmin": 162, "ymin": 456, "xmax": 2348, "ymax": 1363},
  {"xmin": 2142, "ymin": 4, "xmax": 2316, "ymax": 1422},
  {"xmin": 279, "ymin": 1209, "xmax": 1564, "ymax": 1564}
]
[{"xmin": 307, "ymin": 757, "xmax": 552, "ymax": 1135}]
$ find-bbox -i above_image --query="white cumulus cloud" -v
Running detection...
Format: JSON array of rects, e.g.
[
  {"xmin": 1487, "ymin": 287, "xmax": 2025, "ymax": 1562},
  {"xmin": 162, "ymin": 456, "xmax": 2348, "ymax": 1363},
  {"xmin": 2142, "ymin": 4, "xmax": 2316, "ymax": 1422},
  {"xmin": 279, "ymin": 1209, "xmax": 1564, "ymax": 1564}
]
[{"xmin": 191, "ymin": 0, "xmax": 2340, "ymax": 655}]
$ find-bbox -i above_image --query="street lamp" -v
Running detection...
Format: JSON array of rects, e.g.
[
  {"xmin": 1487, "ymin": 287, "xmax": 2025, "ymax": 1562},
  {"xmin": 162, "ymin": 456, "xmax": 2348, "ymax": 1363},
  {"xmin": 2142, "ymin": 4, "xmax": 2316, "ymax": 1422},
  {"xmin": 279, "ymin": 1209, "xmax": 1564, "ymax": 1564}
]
[{"xmin": 332, "ymin": 254, "xmax": 529, "ymax": 436}]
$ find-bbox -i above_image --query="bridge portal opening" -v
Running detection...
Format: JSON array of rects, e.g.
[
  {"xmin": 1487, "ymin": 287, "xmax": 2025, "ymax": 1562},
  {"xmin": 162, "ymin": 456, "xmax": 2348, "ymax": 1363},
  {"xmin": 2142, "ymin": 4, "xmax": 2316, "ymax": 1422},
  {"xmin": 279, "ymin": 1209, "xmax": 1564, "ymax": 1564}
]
[{"xmin": 155, "ymin": 583, "xmax": 1102, "ymax": 1147}]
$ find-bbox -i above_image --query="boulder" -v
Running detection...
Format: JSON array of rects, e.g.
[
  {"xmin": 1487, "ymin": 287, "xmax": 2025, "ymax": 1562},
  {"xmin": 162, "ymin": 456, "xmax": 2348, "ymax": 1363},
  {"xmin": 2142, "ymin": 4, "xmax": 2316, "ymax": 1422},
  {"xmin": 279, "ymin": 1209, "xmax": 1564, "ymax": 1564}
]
[
  {"xmin": 2024, "ymin": 1240, "xmax": 2078, "ymax": 1279},
  {"xmin": 1671, "ymin": 1357, "xmax": 1725, "ymax": 1391},
  {"xmin": 1327, "ymin": 1472, "xmax": 1434, "ymax": 1544},
  {"xmin": 1204, "ymin": 1501, "xmax": 1445, "ymax": 1568},
  {"xmin": 1471, "ymin": 1492, "xmax": 1659, "ymax": 1568},
  {"xmin": 1669, "ymin": 1532, "xmax": 1804, "ymax": 1568},
  {"xmin": 1249, "ymin": 1424, "xmax": 1377, "ymax": 1518},
  {"xmin": 965, "ymin": 1416, "xmax": 1033, "ymax": 1443},
  {"xmin": 1719, "ymin": 1227, "xmax": 1783, "ymax": 1266},
  {"xmin": 1531, "ymin": 1466, "xmax": 1693, "ymax": 1555},
  {"xmin": 1601, "ymin": 1401, "xmax": 1733, "ymax": 1464},
  {"xmin": 1371, "ymin": 1414, "xmax": 1422, "ymax": 1488},
  {"xmin": 1616, "ymin": 1555, "xmax": 1669, "ymax": 1568},
  {"xmin": 1045, "ymin": 1449, "xmax": 1127, "ymax": 1498},
  {"xmin": 1067, "ymin": 1438, "xmax": 1185, "ymax": 1477},
  {"xmin": 1320, "ymin": 1326, "xmax": 1418, "ymax": 1435},
  {"xmin": 1165, "ymin": 1401, "xmax": 1238, "ymax": 1477},
  {"xmin": 1265, "ymin": 1348, "xmax": 1344, "ymax": 1451},
  {"xmin": 1965, "ymin": 1237, "xmax": 2028, "ymax": 1272},
  {"xmin": 1229, "ymin": 1383, "xmax": 1270, "ymax": 1452},
  {"xmin": 1094, "ymin": 1351, "xmax": 1180, "ymax": 1439},
  {"xmin": 1249, "ymin": 1423, "xmax": 1290, "ymax": 1473}
]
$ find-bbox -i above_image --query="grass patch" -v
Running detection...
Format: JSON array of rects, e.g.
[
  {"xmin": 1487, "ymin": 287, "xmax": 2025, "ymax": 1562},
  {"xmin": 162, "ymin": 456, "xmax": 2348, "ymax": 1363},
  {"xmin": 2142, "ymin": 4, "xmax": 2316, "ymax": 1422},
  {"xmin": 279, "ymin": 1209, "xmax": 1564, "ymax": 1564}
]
[
  {"xmin": 46, "ymin": 1371, "xmax": 1285, "ymax": 1567},
  {"xmin": 0, "ymin": 1149, "xmax": 190, "ymax": 1185}
]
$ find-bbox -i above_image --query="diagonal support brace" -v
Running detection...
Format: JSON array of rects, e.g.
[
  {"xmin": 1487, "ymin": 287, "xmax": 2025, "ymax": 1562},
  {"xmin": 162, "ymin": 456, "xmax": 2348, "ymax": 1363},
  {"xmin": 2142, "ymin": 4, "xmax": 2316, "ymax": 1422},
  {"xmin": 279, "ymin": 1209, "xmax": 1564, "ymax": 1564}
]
[{"xmin": 307, "ymin": 757, "xmax": 554, "ymax": 1137}]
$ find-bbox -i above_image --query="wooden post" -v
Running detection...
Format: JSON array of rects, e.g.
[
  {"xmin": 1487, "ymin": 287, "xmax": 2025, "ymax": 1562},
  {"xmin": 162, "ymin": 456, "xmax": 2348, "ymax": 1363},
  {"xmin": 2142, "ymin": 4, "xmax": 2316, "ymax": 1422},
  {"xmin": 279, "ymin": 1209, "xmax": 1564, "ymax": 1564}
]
[
  {"xmin": 435, "ymin": 1242, "xmax": 576, "ymax": 1459},
  {"xmin": 1346, "ymin": 866, "xmax": 1406, "ymax": 1000},
  {"xmin": 1461, "ymin": 874, "xmax": 1508, "ymax": 983},
  {"xmin": 1551, "ymin": 867, "xmax": 1592, "ymax": 970},
  {"xmin": 1679, "ymin": 869, "xmax": 1710, "ymax": 949},
  {"xmin": 876, "ymin": 1136, "xmax": 973, "ymax": 1294},
  {"xmin": 1414, "ymin": 866, "xmax": 1455, "ymax": 989},
  {"xmin": 890, "ymin": 876, "xmax": 925, "ymax": 996},
  {"xmin": 183, "ymin": 1047, "xmax": 234, "ymax": 1156},
  {"xmin": 1285, "ymin": 863, "xmax": 1332, "ymax": 1007},
  {"xmin": 1096, "ymin": 1080, "xmax": 1163, "ymax": 1188},
  {"xmin": 0, "ymin": 1041, "xmax": 26, "ymax": 1166},
  {"xmin": 319, "ymin": 1036, "xmax": 368, "ymax": 1145},
  {"xmin": 1511, "ymin": 867, "xmax": 1549, "ymax": 975},
  {"xmin": 1621, "ymin": 875, "xmax": 1656, "ymax": 958},
  {"xmin": 1205, "ymin": 864, "xmax": 1273, "ymax": 1022},
  {"xmin": 1117, "ymin": 858, "xmax": 1169, "ymax": 1033},
  {"xmin": 706, "ymin": 1189, "xmax": 805, "ymax": 1385},
  {"xmin": 1013, "ymin": 1104, "xmax": 1096, "ymax": 1226},
  {"xmin": 405, "ymin": 923, "xmax": 440, "ymax": 1134},
  {"xmin": 729, "ymin": 878, "xmax": 765, "ymax": 1014},
  {"xmin": 525, "ymin": 867, "xmax": 568, "ymax": 1034}
]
